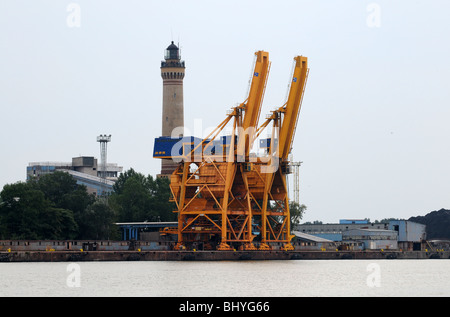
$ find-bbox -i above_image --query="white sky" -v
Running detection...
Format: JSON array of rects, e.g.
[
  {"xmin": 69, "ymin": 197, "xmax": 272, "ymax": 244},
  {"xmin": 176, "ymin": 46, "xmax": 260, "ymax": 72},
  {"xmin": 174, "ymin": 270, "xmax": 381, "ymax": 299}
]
[{"xmin": 1, "ymin": 1, "xmax": 450, "ymax": 223}]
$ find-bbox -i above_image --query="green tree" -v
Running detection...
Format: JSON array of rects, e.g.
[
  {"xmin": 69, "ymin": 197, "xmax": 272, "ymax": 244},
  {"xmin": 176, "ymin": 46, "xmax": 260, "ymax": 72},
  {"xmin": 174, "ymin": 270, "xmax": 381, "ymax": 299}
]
[
  {"xmin": 32, "ymin": 171, "xmax": 95, "ymax": 215},
  {"xmin": 409, "ymin": 209, "xmax": 450, "ymax": 240},
  {"xmin": 374, "ymin": 218, "xmax": 404, "ymax": 224},
  {"xmin": 289, "ymin": 201, "xmax": 307, "ymax": 225},
  {"xmin": 0, "ymin": 182, "xmax": 78, "ymax": 239},
  {"xmin": 110, "ymin": 169, "xmax": 176, "ymax": 223},
  {"xmin": 147, "ymin": 175, "xmax": 176, "ymax": 222},
  {"xmin": 113, "ymin": 174, "xmax": 153, "ymax": 222},
  {"xmin": 112, "ymin": 168, "xmax": 142, "ymax": 195},
  {"xmin": 0, "ymin": 182, "xmax": 44, "ymax": 239},
  {"xmin": 0, "ymin": 169, "xmax": 176, "ymax": 240},
  {"xmin": 304, "ymin": 220, "xmax": 323, "ymax": 225},
  {"xmin": 79, "ymin": 201, "xmax": 119, "ymax": 240},
  {"xmin": 268, "ymin": 200, "xmax": 307, "ymax": 227},
  {"xmin": 38, "ymin": 207, "xmax": 78, "ymax": 240},
  {"xmin": 32, "ymin": 172, "xmax": 96, "ymax": 239}
]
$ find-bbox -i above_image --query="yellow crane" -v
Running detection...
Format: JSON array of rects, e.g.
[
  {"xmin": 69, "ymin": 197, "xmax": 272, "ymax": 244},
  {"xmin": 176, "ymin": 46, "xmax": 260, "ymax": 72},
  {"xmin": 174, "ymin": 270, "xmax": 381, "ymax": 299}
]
[
  {"xmin": 255, "ymin": 55, "xmax": 309, "ymax": 250},
  {"xmin": 153, "ymin": 51, "xmax": 308, "ymax": 251}
]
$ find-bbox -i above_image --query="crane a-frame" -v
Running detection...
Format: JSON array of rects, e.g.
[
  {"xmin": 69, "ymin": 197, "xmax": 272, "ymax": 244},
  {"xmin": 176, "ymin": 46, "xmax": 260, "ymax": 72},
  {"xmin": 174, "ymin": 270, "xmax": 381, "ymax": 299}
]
[{"xmin": 153, "ymin": 51, "xmax": 309, "ymax": 251}]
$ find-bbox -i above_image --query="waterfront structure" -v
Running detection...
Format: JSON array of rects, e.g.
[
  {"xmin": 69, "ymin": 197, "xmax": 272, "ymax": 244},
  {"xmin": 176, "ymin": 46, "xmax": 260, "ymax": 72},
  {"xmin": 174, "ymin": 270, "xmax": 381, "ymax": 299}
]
[
  {"xmin": 115, "ymin": 222, "xmax": 177, "ymax": 241},
  {"xmin": 389, "ymin": 220, "xmax": 426, "ymax": 251},
  {"xmin": 294, "ymin": 220, "xmax": 389, "ymax": 241},
  {"xmin": 342, "ymin": 228, "xmax": 398, "ymax": 250},
  {"xmin": 295, "ymin": 219, "xmax": 426, "ymax": 250},
  {"xmin": 27, "ymin": 156, "xmax": 123, "ymax": 195},
  {"xmin": 159, "ymin": 41, "xmax": 185, "ymax": 177}
]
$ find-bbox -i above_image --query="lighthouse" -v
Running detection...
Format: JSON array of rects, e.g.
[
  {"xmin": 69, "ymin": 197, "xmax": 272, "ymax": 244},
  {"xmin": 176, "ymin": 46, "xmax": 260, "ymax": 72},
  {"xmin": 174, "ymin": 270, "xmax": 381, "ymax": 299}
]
[{"xmin": 160, "ymin": 41, "xmax": 185, "ymax": 177}]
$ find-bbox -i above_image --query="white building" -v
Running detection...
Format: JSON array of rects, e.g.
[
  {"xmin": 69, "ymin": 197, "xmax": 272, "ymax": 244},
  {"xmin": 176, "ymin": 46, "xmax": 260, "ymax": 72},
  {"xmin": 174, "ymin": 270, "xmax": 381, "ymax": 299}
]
[
  {"xmin": 342, "ymin": 228, "xmax": 398, "ymax": 250},
  {"xmin": 27, "ymin": 156, "xmax": 123, "ymax": 195}
]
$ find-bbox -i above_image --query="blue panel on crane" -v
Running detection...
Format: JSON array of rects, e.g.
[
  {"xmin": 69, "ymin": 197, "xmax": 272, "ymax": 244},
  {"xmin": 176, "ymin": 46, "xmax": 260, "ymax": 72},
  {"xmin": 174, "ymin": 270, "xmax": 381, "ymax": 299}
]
[
  {"xmin": 153, "ymin": 135, "xmax": 241, "ymax": 158},
  {"xmin": 259, "ymin": 138, "xmax": 278, "ymax": 149},
  {"xmin": 260, "ymin": 138, "xmax": 270, "ymax": 148},
  {"xmin": 153, "ymin": 136, "xmax": 204, "ymax": 158},
  {"xmin": 221, "ymin": 135, "xmax": 238, "ymax": 145},
  {"xmin": 153, "ymin": 137, "xmax": 179, "ymax": 158}
]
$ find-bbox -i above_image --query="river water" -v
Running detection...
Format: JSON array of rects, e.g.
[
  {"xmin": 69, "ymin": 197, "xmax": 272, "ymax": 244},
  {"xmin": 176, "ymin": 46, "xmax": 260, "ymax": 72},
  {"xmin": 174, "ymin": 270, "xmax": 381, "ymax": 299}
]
[{"xmin": 1, "ymin": 260, "xmax": 449, "ymax": 297}]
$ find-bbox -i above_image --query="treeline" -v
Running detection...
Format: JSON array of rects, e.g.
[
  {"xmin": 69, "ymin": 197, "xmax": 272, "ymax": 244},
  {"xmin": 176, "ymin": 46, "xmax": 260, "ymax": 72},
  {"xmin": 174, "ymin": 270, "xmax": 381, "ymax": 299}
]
[
  {"xmin": 409, "ymin": 209, "xmax": 450, "ymax": 240},
  {"xmin": 0, "ymin": 169, "xmax": 175, "ymax": 240}
]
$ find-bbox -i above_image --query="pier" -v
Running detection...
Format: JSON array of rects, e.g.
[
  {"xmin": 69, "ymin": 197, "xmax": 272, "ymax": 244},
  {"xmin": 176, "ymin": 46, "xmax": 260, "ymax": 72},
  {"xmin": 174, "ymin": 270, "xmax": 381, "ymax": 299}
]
[{"xmin": 1, "ymin": 250, "xmax": 448, "ymax": 262}]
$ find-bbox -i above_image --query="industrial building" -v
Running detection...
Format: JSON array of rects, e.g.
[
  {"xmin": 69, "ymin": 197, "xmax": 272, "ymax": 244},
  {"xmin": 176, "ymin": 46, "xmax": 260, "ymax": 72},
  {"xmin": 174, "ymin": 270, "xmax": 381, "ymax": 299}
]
[
  {"xmin": 27, "ymin": 134, "xmax": 122, "ymax": 195},
  {"xmin": 388, "ymin": 220, "xmax": 426, "ymax": 251},
  {"xmin": 294, "ymin": 219, "xmax": 388, "ymax": 241},
  {"xmin": 27, "ymin": 156, "xmax": 123, "ymax": 195},
  {"xmin": 342, "ymin": 229, "xmax": 398, "ymax": 250},
  {"xmin": 294, "ymin": 219, "xmax": 426, "ymax": 250}
]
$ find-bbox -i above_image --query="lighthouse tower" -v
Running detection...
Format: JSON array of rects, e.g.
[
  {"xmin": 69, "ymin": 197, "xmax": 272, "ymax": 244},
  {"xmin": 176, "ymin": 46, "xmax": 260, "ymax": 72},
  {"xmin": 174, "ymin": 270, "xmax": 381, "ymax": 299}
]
[{"xmin": 160, "ymin": 41, "xmax": 185, "ymax": 177}]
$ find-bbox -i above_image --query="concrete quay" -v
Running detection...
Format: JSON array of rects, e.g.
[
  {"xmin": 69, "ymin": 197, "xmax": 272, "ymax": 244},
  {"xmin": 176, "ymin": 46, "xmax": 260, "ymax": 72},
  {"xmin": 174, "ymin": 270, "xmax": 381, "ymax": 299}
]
[{"xmin": 0, "ymin": 250, "xmax": 449, "ymax": 262}]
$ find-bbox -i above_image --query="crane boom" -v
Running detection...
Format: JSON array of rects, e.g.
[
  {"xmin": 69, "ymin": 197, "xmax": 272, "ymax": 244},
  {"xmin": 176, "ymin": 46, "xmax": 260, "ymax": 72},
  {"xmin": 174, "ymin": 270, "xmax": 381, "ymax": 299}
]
[
  {"xmin": 237, "ymin": 51, "xmax": 270, "ymax": 159},
  {"xmin": 255, "ymin": 55, "xmax": 308, "ymax": 249},
  {"xmin": 278, "ymin": 56, "xmax": 308, "ymax": 160}
]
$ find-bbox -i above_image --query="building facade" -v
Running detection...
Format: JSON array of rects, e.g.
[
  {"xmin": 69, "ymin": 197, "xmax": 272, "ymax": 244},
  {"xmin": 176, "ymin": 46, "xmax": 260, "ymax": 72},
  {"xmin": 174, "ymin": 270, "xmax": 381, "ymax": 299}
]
[
  {"xmin": 388, "ymin": 220, "xmax": 426, "ymax": 251},
  {"xmin": 342, "ymin": 228, "xmax": 398, "ymax": 250},
  {"xmin": 295, "ymin": 219, "xmax": 426, "ymax": 250},
  {"xmin": 294, "ymin": 220, "xmax": 389, "ymax": 241},
  {"xmin": 27, "ymin": 156, "xmax": 123, "ymax": 195}
]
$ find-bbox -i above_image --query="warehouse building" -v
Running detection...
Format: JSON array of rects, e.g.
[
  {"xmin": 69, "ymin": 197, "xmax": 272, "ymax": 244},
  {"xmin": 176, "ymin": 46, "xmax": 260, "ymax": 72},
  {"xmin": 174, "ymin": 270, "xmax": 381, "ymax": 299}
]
[
  {"xmin": 294, "ymin": 219, "xmax": 388, "ymax": 241},
  {"xmin": 342, "ymin": 228, "xmax": 398, "ymax": 250},
  {"xmin": 295, "ymin": 219, "xmax": 426, "ymax": 250},
  {"xmin": 388, "ymin": 220, "xmax": 426, "ymax": 251}
]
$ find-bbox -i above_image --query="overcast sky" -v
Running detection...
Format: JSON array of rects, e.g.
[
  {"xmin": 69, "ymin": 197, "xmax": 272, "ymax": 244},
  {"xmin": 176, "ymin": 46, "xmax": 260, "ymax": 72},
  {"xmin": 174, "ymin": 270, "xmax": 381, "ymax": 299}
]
[{"xmin": 1, "ymin": 1, "xmax": 450, "ymax": 223}]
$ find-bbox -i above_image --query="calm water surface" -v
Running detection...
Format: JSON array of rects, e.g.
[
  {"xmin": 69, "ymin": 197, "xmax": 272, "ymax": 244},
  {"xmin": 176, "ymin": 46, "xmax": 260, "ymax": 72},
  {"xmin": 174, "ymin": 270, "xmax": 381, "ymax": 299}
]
[{"xmin": 1, "ymin": 260, "xmax": 449, "ymax": 297}]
